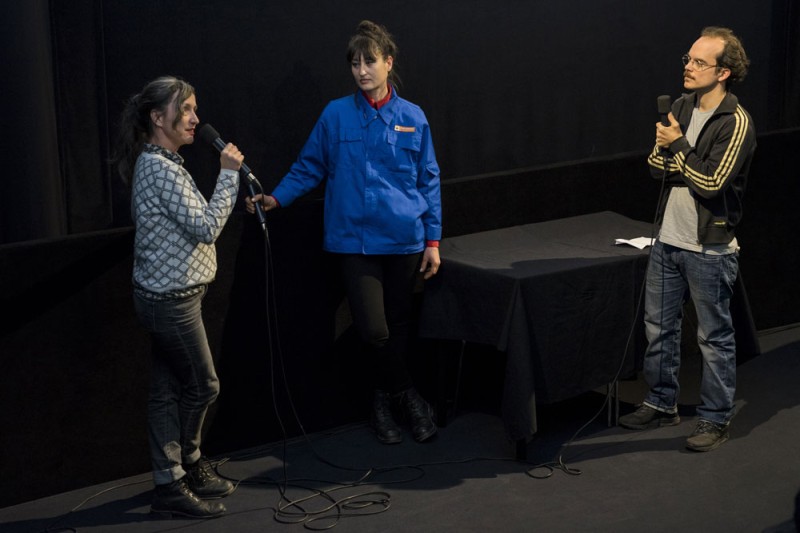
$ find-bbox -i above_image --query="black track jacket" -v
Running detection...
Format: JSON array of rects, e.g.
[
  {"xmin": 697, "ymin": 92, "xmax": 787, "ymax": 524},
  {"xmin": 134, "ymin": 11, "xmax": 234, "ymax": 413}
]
[{"xmin": 647, "ymin": 91, "xmax": 756, "ymax": 245}]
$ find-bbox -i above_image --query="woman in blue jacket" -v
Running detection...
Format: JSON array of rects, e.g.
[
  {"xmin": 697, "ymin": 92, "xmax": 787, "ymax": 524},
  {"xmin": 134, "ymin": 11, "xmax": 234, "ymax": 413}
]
[{"xmin": 249, "ymin": 20, "xmax": 442, "ymax": 444}]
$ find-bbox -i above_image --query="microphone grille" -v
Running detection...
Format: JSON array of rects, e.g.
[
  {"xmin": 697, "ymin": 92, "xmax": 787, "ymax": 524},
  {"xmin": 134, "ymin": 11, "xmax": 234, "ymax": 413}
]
[
  {"xmin": 197, "ymin": 124, "xmax": 220, "ymax": 145},
  {"xmin": 657, "ymin": 95, "xmax": 672, "ymax": 115}
]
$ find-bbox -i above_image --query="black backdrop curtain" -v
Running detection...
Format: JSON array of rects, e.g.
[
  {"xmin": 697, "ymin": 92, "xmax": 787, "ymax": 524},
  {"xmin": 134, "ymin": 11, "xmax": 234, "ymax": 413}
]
[
  {"xmin": 785, "ymin": 0, "xmax": 800, "ymax": 123},
  {"xmin": 1, "ymin": 2, "xmax": 65, "ymax": 244},
  {"xmin": 1, "ymin": 0, "xmax": 799, "ymax": 246},
  {"xmin": 50, "ymin": 0, "xmax": 115, "ymax": 233}
]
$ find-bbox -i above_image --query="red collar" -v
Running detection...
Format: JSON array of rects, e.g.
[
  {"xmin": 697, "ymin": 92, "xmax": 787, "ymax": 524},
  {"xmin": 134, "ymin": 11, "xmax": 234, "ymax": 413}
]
[{"xmin": 362, "ymin": 85, "xmax": 393, "ymax": 110}]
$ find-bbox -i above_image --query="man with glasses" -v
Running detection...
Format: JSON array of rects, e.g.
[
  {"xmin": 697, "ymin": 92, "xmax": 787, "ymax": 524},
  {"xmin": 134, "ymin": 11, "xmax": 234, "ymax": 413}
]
[{"xmin": 619, "ymin": 27, "xmax": 756, "ymax": 452}]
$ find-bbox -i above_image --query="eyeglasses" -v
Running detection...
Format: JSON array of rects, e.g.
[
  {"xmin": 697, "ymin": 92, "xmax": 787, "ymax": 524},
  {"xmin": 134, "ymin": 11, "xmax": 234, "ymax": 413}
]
[{"xmin": 681, "ymin": 54, "xmax": 720, "ymax": 71}]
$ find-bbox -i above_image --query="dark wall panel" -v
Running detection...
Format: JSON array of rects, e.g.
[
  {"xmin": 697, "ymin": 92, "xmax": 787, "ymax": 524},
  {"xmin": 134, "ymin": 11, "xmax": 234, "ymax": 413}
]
[
  {"xmin": 95, "ymin": 0, "xmax": 788, "ymax": 206},
  {"xmin": 4, "ymin": 1, "xmax": 797, "ymax": 243}
]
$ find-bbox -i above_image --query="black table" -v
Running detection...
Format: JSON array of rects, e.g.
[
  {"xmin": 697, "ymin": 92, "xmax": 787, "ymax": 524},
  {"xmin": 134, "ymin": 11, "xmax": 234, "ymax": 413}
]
[{"xmin": 419, "ymin": 211, "xmax": 760, "ymax": 444}]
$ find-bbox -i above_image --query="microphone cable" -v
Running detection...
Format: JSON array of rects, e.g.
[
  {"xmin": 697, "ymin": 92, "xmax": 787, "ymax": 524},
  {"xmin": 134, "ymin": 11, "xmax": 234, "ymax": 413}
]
[
  {"xmin": 526, "ymin": 150, "xmax": 672, "ymax": 480},
  {"xmin": 243, "ymin": 205, "xmax": 556, "ymax": 529},
  {"xmin": 246, "ymin": 205, "xmax": 412, "ymax": 530}
]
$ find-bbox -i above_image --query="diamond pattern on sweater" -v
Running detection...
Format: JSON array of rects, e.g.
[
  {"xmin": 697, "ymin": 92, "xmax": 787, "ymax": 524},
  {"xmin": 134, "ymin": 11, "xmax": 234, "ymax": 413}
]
[{"xmin": 132, "ymin": 144, "xmax": 239, "ymax": 292}]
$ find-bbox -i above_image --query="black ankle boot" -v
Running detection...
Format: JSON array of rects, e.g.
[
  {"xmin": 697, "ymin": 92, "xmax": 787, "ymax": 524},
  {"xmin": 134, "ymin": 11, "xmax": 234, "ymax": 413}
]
[
  {"xmin": 370, "ymin": 390, "xmax": 402, "ymax": 444},
  {"xmin": 183, "ymin": 457, "xmax": 235, "ymax": 499},
  {"xmin": 151, "ymin": 478, "xmax": 226, "ymax": 518},
  {"xmin": 398, "ymin": 388, "xmax": 437, "ymax": 442}
]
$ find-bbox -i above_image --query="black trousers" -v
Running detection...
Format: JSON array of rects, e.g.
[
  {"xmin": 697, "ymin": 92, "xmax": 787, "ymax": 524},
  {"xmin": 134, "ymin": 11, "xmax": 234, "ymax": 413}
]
[{"xmin": 337, "ymin": 252, "xmax": 422, "ymax": 394}]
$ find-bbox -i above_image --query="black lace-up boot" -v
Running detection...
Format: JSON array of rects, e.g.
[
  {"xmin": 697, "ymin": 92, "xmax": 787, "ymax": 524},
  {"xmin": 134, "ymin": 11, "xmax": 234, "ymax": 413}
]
[
  {"xmin": 397, "ymin": 388, "xmax": 437, "ymax": 442},
  {"xmin": 150, "ymin": 478, "xmax": 226, "ymax": 518},
  {"xmin": 183, "ymin": 457, "xmax": 235, "ymax": 499},
  {"xmin": 370, "ymin": 390, "xmax": 403, "ymax": 444}
]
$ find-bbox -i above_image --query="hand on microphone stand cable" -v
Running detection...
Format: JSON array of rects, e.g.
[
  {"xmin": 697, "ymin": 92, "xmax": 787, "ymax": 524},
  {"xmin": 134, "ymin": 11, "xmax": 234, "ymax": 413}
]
[{"xmin": 245, "ymin": 192, "xmax": 279, "ymax": 214}]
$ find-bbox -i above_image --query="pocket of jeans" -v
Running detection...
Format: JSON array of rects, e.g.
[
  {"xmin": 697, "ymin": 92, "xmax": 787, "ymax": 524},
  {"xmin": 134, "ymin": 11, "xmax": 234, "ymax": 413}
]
[
  {"xmin": 722, "ymin": 253, "xmax": 739, "ymax": 286},
  {"xmin": 133, "ymin": 295, "xmax": 158, "ymax": 331}
]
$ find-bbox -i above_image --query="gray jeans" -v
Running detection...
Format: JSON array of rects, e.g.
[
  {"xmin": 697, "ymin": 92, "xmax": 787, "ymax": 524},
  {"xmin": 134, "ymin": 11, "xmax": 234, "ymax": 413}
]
[{"xmin": 133, "ymin": 286, "xmax": 219, "ymax": 485}]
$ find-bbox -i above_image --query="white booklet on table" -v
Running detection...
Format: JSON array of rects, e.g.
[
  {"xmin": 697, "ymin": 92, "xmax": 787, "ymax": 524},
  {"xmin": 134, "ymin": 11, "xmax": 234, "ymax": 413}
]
[{"xmin": 614, "ymin": 237, "xmax": 655, "ymax": 250}]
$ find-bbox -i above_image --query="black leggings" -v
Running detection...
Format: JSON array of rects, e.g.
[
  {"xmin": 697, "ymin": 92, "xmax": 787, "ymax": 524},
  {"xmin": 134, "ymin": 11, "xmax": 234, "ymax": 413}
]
[{"xmin": 338, "ymin": 253, "xmax": 422, "ymax": 394}]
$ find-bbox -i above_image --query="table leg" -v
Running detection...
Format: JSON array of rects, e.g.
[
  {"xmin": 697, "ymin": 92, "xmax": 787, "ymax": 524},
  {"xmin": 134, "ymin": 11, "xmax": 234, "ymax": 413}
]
[
  {"xmin": 516, "ymin": 439, "xmax": 527, "ymax": 460},
  {"xmin": 606, "ymin": 381, "xmax": 620, "ymax": 427},
  {"xmin": 435, "ymin": 339, "xmax": 467, "ymax": 428}
]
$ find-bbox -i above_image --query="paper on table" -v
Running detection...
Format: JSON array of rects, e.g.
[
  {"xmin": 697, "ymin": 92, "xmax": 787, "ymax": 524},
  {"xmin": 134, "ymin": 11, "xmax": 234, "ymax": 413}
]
[{"xmin": 614, "ymin": 237, "xmax": 655, "ymax": 249}]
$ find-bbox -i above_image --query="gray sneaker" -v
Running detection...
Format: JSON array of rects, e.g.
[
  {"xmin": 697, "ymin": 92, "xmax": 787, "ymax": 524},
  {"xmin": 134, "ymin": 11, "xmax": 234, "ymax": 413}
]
[
  {"xmin": 619, "ymin": 404, "xmax": 680, "ymax": 430},
  {"xmin": 686, "ymin": 420, "xmax": 729, "ymax": 452}
]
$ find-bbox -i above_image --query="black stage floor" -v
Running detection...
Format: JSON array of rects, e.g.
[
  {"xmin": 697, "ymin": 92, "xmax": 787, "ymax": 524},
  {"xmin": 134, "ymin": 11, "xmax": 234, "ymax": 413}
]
[{"xmin": 2, "ymin": 325, "xmax": 800, "ymax": 533}]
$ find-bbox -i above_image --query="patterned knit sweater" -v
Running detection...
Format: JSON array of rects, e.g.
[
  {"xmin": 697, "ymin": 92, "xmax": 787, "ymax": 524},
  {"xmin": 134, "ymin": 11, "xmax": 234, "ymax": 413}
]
[{"xmin": 132, "ymin": 143, "xmax": 239, "ymax": 293}]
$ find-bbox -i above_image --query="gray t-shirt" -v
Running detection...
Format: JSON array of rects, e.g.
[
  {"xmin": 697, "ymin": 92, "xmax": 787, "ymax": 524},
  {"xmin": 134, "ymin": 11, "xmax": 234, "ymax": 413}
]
[{"xmin": 658, "ymin": 106, "xmax": 738, "ymax": 255}]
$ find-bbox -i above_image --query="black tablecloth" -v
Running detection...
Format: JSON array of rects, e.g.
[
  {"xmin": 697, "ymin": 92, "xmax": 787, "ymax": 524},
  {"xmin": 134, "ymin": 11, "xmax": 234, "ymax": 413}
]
[{"xmin": 419, "ymin": 211, "xmax": 759, "ymax": 441}]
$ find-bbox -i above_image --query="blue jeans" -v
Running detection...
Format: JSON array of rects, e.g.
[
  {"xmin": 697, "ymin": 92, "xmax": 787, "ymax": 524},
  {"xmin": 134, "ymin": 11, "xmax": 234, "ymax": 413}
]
[
  {"xmin": 642, "ymin": 241, "xmax": 738, "ymax": 425},
  {"xmin": 133, "ymin": 286, "xmax": 220, "ymax": 485}
]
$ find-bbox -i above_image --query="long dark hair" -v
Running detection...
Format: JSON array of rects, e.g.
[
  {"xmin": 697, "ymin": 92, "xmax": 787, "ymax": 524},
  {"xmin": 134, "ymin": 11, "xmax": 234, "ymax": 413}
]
[
  {"xmin": 346, "ymin": 20, "xmax": 401, "ymax": 87},
  {"xmin": 111, "ymin": 76, "xmax": 195, "ymax": 185}
]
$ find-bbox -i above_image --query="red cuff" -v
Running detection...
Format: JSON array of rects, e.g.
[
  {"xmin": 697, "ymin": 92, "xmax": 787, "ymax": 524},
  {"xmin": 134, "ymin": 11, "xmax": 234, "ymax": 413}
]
[
  {"xmin": 426, "ymin": 240, "xmax": 440, "ymax": 248},
  {"xmin": 270, "ymin": 195, "xmax": 281, "ymax": 208}
]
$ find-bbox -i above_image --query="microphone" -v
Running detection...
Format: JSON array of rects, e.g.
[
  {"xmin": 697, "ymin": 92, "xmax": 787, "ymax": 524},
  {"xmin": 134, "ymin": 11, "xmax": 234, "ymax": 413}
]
[
  {"xmin": 197, "ymin": 124, "xmax": 263, "ymax": 187},
  {"xmin": 657, "ymin": 95, "xmax": 672, "ymax": 127},
  {"xmin": 197, "ymin": 124, "xmax": 267, "ymax": 231},
  {"xmin": 656, "ymin": 95, "xmax": 673, "ymax": 159}
]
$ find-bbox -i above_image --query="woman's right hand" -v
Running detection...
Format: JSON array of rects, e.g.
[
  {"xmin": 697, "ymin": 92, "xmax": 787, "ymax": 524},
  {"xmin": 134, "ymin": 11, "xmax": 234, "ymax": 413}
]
[
  {"xmin": 245, "ymin": 193, "xmax": 278, "ymax": 214},
  {"xmin": 220, "ymin": 143, "xmax": 244, "ymax": 171}
]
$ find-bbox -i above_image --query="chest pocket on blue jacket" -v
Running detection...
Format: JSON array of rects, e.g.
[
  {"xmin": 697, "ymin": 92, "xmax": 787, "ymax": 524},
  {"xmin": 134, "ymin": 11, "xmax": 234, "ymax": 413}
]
[
  {"xmin": 332, "ymin": 128, "xmax": 363, "ymax": 170},
  {"xmin": 386, "ymin": 130, "xmax": 422, "ymax": 175}
]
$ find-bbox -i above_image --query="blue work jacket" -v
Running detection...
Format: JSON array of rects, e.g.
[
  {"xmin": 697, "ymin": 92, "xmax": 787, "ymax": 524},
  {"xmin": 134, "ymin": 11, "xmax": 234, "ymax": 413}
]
[{"xmin": 271, "ymin": 88, "xmax": 442, "ymax": 255}]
